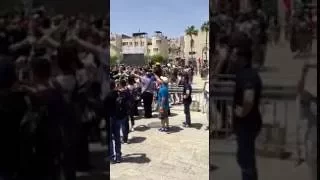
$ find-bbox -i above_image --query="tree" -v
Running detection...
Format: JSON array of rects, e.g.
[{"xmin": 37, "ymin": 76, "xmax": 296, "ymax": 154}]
[
  {"xmin": 150, "ymin": 54, "xmax": 165, "ymax": 64},
  {"xmin": 110, "ymin": 55, "xmax": 118, "ymax": 65},
  {"xmin": 201, "ymin": 21, "xmax": 209, "ymax": 61},
  {"xmin": 185, "ymin": 25, "xmax": 198, "ymax": 58}
]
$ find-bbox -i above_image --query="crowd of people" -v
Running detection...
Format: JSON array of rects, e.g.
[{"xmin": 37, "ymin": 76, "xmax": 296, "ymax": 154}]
[
  {"xmin": 107, "ymin": 63, "xmax": 196, "ymax": 162},
  {"xmin": 0, "ymin": 6, "xmax": 199, "ymax": 179},
  {"xmin": 0, "ymin": 7, "xmax": 109, "ymax": 180},
  {"xmin": 211, "ymin": 7, "xmax": 316, "ymax": 72}
]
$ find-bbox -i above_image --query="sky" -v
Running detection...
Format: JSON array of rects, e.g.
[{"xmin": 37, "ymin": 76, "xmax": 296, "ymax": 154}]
[{"xmin": 110, "ymin": 0, "xmax": 209, "ymax": 38}]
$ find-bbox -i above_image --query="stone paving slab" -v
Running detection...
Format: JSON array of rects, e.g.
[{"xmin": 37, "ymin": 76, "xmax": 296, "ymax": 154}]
[{"xmin": 110, "ymin": 106, "xmax": 209, "ymax": 180}]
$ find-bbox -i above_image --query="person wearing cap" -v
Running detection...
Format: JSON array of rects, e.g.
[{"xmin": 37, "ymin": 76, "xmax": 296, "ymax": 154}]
[{"xmin": 158, "ymin": 76, "xmax": 170, "ymax": 132}]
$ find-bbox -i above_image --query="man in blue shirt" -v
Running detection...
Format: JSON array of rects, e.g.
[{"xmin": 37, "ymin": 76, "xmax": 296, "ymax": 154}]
[{"xmin": 158, "ymin": 76, "xmax": 170, "ymax": 132}]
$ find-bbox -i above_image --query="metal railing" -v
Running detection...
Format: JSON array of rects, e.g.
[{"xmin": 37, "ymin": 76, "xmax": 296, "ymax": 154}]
[
  {"xmin": 168, "ymin": 84, "xmax": 205, "ymax": 112},
  {"xmin": 210, "ymin": 74, "xmax": 301, "ymax": 157}
]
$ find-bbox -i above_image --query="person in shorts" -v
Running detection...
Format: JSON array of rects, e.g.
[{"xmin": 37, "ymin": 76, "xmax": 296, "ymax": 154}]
[{"xmin": 158, "ymin": 76, "xmax": 170, "ymax": 132}]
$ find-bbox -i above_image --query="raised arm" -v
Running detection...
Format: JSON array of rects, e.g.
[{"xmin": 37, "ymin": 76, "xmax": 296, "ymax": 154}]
[
  {"xmin": 9, "ymin": 38, "xmax": 31, "ymax": 51},
  {"xmin": 73, "ymin": 33, "xmax": 106, "ymax": 56}
]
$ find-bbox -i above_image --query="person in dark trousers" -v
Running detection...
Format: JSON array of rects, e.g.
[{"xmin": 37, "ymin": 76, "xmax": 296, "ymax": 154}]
[
  {"xmin": 232, "ymin": 35, "xmax": 262, "ymax": 180},
  {"xmin": 105, "ymin": 79, "xmax": 130, "ymax": 163},
  {"xmin": 182, "ymin": 74, "xmax": 192, "ymax": 127},
  {"xmin": 105, "ymin": 80, "xmax": 120, "ymax": 163},
  {"xmin": 119, "ymin": 79, "xmax": 130, "ymax": 143},
  {"xmin": 127, "ymin": 75, "xmax": 136, "ymax": 131},
  {"xmin": 133, "ymin": 71, "xmax": 155, "ymax": 118}
]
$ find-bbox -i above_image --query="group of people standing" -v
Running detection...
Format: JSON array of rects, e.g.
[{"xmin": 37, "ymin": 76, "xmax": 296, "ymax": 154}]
[{"xmin": 108, "ymin": 63, "xmax": 194, "ymax": 163}]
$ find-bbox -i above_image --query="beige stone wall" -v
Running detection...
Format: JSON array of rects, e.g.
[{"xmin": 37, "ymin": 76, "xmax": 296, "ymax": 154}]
[{"xmin": 184, "ymin": 31, "xmax": 209, "ymax": 60}]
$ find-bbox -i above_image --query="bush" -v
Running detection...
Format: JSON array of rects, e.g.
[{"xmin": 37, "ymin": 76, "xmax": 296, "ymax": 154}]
[
  {"xmin": 150, "ymin": 54, "xmax": 164, "ymax": 64},
  {"xmin": 110, "ymin": 55, "xmax": 118, "ymax": 65}
]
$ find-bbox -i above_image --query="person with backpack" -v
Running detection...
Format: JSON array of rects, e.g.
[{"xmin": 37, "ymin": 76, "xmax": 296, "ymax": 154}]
[
  {"xmin": 118, "ymin": 79, "xmax": 131, "ymax": 144},
  {"xmin": 105, "ymin": 79, "xmax": 130, "ymax": 163}
]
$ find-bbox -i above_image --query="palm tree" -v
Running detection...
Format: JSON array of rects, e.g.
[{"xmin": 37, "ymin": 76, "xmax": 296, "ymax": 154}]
[
  {"xmin": 185, "ymin": 25, "xmax": 198, "ymax": 58},
  {"xmin": 201, "ymin": 21, "xmax": 209, "ymax": 61}
]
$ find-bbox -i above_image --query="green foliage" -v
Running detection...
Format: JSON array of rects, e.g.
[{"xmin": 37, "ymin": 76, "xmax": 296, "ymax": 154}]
[
  {"xmin": 185, "ymin": 25, "xmax": 199, "ymax": 37},
  {"xmin": 110, "ymin": 55, "xmax": 119, "ymax": 65},
  {"xmin": 150, "ymin": 54, "xmax": 165, "ymax": 64},
  {"xmin": 185, "ymin": 25, "xmax": 199, "ymax": 56},
  {"xmin": 201, "ymin": 21, "xmax": 209, "ymax": 32}
]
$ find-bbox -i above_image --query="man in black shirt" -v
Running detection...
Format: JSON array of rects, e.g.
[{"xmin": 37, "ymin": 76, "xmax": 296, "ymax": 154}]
[
  {"xmin": 232, "ymin": 36, "xmax": 262, "ymax": 180},
  {"xmin": 105, "ymin": 80, "xmax": 130, "ymax": 163},
  {"xmin": 182, "ymin": 74, "xmax": 192, "ymax": 127}
]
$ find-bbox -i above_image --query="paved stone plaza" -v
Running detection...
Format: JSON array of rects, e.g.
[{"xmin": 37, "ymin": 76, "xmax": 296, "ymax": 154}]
[
  {"xmin": 110, "ymin": 76, "xmax": 209, "ymax": 180},
  {"xmin": 110, "ymin": 109, "xmax": 209, "ymax": 180}
]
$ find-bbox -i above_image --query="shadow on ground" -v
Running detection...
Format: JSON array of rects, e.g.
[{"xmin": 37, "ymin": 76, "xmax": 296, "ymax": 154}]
[
  {"xmin": 129, "ymin": 136, "xmax": 146, "ymax": 144},
  {"xmin": 190, "ymin": 123, "xmax": 203, "ymax": 130},
  {"xmin": 120, "ymin": 153, "xmax": 151, "ymax": 164},
  {"xmin": 134, "ymin": 125, "xmax": 151, "ymax": 132},
  {"xmin": 147, "ymin": 121, "xmax": 162, "ymax": 128},
  {"xmin": 166, "ymin": 126, "xmax": 184, "ymax": 134},
  {"xmin": 77, "ymin": 151, "xmax": 109, "ymax": 180}
]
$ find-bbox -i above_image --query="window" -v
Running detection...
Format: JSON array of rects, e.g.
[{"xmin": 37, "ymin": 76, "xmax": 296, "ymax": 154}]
[
  {"xmin": 156, "ymin": 40, "xmax": 161, "ymax": 44},
  {"xmin": 147, "ymin": 49, "xmax": 151, "ymax": 53},
  {"xmin": 141, "ymin": 42, "xmax": 145, "ymax": 46},
  {"xmin": 122, "ymin": 42, "xmax": 128, "ymax": 46},
  {"xmin": 134, "ymin": 42, "xmax": 138, "ymax": 46},
  {"xmin": 153, "ymin": 48, "xmax": 159, "ymax": 52},
  {"xmin": 129, "ymin": 42, "xmax": 132, "ymax": 46}
]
